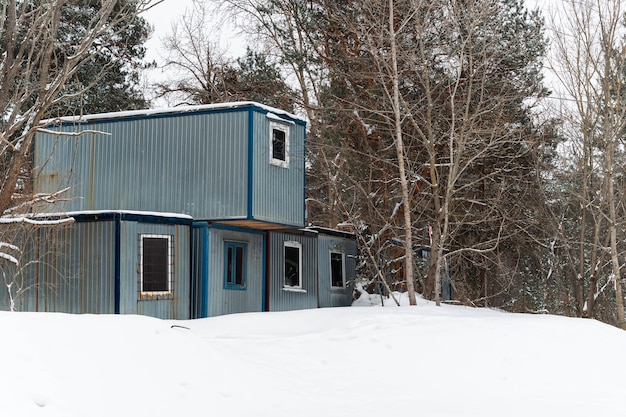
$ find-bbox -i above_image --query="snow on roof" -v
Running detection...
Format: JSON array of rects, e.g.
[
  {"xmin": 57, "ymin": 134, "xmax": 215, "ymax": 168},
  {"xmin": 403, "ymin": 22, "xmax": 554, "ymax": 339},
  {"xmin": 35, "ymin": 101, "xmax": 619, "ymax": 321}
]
[
  {"xmin": 266, "ymin": 112, "xmax": 295, "ymax": 124},
  {"xmin": 63, "ymin": 209, "xmax": 193, "ymax": 219},
  {"xmin": 306, "ymin": 226, "xmax": 357, "ymax": 239},
  {"xmin": 41, "ymin": 101, "xmax": 306, "ymax": 125}
]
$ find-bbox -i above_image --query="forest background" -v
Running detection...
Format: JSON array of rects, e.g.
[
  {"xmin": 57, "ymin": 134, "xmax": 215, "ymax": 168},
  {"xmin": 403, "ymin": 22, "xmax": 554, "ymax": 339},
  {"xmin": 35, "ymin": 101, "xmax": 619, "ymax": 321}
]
[{"xmin": 2, "ymin": 0, "xmax": 626, "ymax": 328}]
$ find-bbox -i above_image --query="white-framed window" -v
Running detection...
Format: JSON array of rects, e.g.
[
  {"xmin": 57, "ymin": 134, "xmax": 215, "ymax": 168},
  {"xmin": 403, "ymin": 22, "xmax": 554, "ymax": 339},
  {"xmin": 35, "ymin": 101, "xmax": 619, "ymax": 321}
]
[
  {"xmin": 284, "ymin": 241, "xmax": 302, "ymax": 288},
  {"xmin": 139, "ymin": 234, "xmax": 173, "ymax": 295},
  {"xmin": 330, "ymin": 251, "xmax": 345, "ymax": 288},
  {"xmin": 270, "ymin": 121, "xmax": 290, "ymax": 168}
]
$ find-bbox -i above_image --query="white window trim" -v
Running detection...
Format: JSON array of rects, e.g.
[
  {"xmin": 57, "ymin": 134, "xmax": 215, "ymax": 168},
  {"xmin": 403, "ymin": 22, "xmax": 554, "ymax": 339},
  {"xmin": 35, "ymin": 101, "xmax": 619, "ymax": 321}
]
[
  {"xmin": 330, "ymin": 250, "xmax": 346, "ymax": 288},
  {"xmin": 284, "ymin": 240, "xmax": 302, "ymax": 289},
  {"xmin": 269, "ymin": 121, "xmax": 290, "ymax": 168},
  {"xmin": 139, "ymin": 234, "xmax": 173, "ymax": 296},
  {"xmin": 282, "ymin": 287, "xmax": 307, "ymax": 293}
]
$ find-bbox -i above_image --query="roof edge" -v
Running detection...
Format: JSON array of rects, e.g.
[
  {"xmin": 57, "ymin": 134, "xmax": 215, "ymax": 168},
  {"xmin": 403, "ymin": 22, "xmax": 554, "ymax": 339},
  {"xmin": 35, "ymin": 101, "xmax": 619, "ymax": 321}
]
[{"xmin": 40, "ymin": 101, "xmax": 307, "ymax": 125}]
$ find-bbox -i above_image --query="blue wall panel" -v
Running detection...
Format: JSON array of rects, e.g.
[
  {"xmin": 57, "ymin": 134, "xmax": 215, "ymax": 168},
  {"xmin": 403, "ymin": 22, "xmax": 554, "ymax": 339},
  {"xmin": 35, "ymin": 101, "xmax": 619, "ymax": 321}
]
[
  {"xmin": 35, "ymin": 108, "xmax": 250, "ymax": 220},
  {"xmin": 119, "ymin": 221, "xmax": 190, "ymax": 320},
  {"xmin": 205, "ymin": 225, "xmax": 265, "ymax": 317},
  {"xmin": 0, "ymin": 217, "xmax": 191, "ymax": 320},
  {"xmin": 316, "ymin": 234, "xmax": 357, "ymax": 308},
  {"xmin": 34, "ymin": 104, "xmax": 307, "ymax": 227},
  {"xmin": 1, "ymin": 221, "xmax": 116, "ymax": 314},
  {"xmin": 267, "ymin": 231, "xmax": 318, "ymax": 312},
  {"xmin": 251, "ymin": 111, "xmax": 306, "ymax": 227}
]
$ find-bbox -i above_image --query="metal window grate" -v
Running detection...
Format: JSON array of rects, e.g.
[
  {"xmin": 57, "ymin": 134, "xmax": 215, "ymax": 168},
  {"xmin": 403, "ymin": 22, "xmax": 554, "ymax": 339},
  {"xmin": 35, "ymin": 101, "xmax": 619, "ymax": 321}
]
[{"xmin": 140, "ymin": 234, "xmax": 173, "ymax": 295}]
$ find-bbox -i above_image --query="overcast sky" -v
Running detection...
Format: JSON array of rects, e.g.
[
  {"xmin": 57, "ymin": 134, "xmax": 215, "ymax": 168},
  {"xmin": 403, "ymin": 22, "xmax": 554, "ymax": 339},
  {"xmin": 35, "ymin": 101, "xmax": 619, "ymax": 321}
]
[
  {"xmin": 141, "ymin": 0, "xmax": 248, "ymax": 106},
  {"xmin": 140, "ymin": 0, "xmax": 558, "ymax": 108},
  {"xmin": 142, "ymin": 0, "xmax": 550, "ymax": 63},
  {"xmin": 143, "ymin": 0, "xmax": 192, "ymax": 64}
]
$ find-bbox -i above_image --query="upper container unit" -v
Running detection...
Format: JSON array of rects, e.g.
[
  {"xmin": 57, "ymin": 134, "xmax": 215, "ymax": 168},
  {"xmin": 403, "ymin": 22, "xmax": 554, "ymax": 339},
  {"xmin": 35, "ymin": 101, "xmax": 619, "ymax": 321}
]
[{"xmin": 34, "ymin": 102, "xmax": 307, "ymax": 229}]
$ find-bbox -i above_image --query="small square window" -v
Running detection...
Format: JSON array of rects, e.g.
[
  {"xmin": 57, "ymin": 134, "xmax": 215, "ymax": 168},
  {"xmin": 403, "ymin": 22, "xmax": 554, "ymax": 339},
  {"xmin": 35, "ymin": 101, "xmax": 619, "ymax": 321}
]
[
  {"xmin": 270, "ymin": 122, "xmax": 290, "ymax": 168},
  {"xmin": 330, "ymin": 251, "xmax": 345, "ymax": 288},
  {"xmin": 140, "ymin": 234, "xmax": 172, "ymax": 295},
  {"xmin": 224, "ymin": 241, "xmax": 247, "ymax": 290},
  {"xmin": 284, "ymin": 241, "xmax": 302, "ymax": 288}
]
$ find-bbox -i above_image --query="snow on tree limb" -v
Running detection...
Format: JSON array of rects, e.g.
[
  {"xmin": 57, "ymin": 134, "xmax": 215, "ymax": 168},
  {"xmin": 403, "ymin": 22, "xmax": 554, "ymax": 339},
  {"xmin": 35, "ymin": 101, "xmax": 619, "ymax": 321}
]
[
  {"xmin": 35, "ymin": 128, "xmax": 112, "ymax": 137},
  {"xmin": 0, "ymin": 242, "xmax": 20, "ymax": 252},
  {"xmin": 0, "ymin": 216, "xmax": 74, "ymax": 226},
  {"xmin": 2, "ymin": 188, "xmax": 72, "ymax": 216},
  {"xmin": 0, "ymin": 252, "xmax": 19, "ymax": 266}
]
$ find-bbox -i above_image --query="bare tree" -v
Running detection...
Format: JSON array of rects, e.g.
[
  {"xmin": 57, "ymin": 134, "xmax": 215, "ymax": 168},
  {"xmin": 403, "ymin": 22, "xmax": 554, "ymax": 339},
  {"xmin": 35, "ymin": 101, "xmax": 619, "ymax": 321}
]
[
  {"xmin": 221, "ymin": 0, "xmax": 326, "ymax": 118},
  {"xmin": 546, "ymin": 0, "xmax": 626, "ymax": 327},
  {"xmin": 154, "ymin": 0, "xmax": 237, "ymax": 105},
  {"xmin": 219, "ymin": 0, "xmax": 549, "ymax": 305},
  {"xmin": 154, "ymin": 0, "xmax": 296, "ymax": 110},
  {"xmin": 388, "ymin": 0, "xmax": 417, "ymax": 305},
  {"xmin": 318, "ymin": 0, "xmax": 548, "ymax": 305},
  {"xmin": 0, "ymin": 0, "xmax": 155, "ymax": 308}
]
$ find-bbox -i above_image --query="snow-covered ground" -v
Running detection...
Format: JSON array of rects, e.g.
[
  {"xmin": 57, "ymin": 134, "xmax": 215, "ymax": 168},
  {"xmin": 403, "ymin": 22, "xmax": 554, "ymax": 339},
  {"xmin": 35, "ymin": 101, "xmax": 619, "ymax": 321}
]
[{"xmin": 2, "ymin": 293, "xmax": 625, "ymax": 417}]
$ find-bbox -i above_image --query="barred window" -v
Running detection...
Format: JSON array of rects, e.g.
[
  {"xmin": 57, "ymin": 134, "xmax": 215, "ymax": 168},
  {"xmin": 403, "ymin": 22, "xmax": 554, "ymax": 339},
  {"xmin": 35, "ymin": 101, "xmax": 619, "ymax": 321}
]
[{"xmin": 140, "ymin": 234, "xmax": 172, "ymax": 294}]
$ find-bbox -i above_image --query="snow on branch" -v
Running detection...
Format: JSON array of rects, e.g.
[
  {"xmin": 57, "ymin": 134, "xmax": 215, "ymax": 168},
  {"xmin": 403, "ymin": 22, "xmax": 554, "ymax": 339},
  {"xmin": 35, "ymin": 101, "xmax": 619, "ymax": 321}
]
[
  {"xmin": 3, "ymin": 187, "xmax": 72, "ymax": 216},
  {"xmin": 0, "ymin": 216, "xmax": 74, "ymax": 226},
  {"xmin": 0, "ymin": 252, "xmax": 19, "ymax": 267},
  {"xmin": 36, "ymin": 128, "xmax": 112, "ymax": 137},
  {"xmin": 0, "ymin": 242, "xmax": 20, "ymax": 252}
]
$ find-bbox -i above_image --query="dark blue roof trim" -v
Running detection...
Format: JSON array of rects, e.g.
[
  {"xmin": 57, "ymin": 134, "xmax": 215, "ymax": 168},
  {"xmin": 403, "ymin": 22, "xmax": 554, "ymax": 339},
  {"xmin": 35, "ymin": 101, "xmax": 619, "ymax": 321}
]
[{"xmin": 71, "ymin": 212, "xmax": 193, "ymax": 225}]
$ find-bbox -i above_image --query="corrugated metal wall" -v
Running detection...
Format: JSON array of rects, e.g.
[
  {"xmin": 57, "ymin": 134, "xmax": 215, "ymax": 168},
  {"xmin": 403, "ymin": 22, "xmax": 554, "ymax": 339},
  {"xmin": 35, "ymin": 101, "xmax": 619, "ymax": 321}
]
[
  {"xmin": 33, "ymin": 124, "xmax": 95, "ymax": 212},
  {"xmin": 34, "ymin": 105, "xmax": 307, "ymax": 228},
  {"xmin": 5, "ymin": 221, "xmax": 117, "ymax": 314},
  {"xmin": 119, "ymin": 221, "xmax": 190, "ymax": 319},
  {"xmin": 252, "ymin": 111, "xmax": 306, "ymax": 227},
  {"xmin": 267, "ymin": 231, "xmax": 318, "ymax": 312},
  {"xmin": 1, "ymin": 219, "xmax": 191, "ymax": 319},
  {"xmin": 35, "ymin": 109, "xmax": 250, "ymax": 219},
  {"xmin": 317, "ymin": 234, "xmax": 357, "ymax": 308}
]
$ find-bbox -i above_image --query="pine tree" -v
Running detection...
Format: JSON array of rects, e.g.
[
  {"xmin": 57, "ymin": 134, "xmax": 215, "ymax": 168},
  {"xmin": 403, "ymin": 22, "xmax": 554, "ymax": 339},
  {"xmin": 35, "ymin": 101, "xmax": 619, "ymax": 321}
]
[{"xmin": 47, "ymin": 0, "xmax": 153, "ymax": 115}]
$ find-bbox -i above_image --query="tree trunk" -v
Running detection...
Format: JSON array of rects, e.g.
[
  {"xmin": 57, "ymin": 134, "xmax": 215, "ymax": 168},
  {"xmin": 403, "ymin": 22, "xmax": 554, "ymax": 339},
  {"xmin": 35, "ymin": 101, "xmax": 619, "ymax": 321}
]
[{"xmin": 389, "ymin": 0, "xmax": 416, "ymax": 305}]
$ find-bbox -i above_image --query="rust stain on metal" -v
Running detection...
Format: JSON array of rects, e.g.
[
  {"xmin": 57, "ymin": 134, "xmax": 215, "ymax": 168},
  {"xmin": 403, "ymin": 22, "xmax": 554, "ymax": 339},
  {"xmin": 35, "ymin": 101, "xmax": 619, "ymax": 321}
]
[{"xmin": 89, "ymin": 136, "xmax": 95, "ymax": 209}]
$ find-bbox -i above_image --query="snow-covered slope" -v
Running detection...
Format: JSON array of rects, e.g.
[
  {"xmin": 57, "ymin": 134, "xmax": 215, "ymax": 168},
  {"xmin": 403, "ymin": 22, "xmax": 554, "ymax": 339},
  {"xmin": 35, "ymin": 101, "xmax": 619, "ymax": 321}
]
[{"xmin": 1, "ymin": 296, "xmax": 625, "ymax": 416}]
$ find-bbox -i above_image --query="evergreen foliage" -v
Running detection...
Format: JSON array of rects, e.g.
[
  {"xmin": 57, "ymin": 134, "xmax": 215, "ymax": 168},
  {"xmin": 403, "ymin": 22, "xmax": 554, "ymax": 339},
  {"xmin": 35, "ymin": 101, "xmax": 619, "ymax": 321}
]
[{"xmin": 49, "ymin": 0, "xmax": 153, "ymax": 115}]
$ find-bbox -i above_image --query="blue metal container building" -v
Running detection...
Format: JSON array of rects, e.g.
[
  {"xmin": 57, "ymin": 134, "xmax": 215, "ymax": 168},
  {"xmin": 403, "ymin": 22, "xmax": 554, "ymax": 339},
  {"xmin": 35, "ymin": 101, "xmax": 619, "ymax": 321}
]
[
  {"xmin": 35, "ymin": 103, "xmax": 306, "ymax": 228},
  {"xmin": 0, "ymin": 102, "xmax": 357, "ymax": 319}
]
